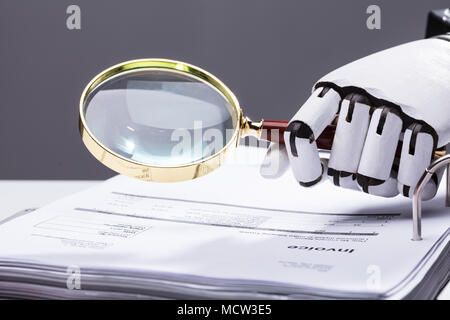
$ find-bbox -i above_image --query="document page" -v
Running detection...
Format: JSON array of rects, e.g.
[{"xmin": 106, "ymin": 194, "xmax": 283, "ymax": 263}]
[{"xmin": 0, "ymin": 147, "xmax": 449, "ymax": 299}]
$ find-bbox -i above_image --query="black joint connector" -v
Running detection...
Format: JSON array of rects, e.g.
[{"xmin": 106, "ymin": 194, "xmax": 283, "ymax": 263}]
[
  {"xmin": 402, "ymin": 185, "xmax": 410, "ymax": 197},
  {"xmin": 408, "ymin": 123, "xmax": 423, "ymax": 156},
  {"xmin": 286, "ymin": 121, "xmax": 315, "ymax": 157},
  {"xmin": 328, "ymin": 168, "xmax": 355, "ymax": 187},
  {"xmin": 407, "ymin": 122, "xmax": 438, "ymax": 157},
  {"xmin": 317, "ymin": 87, "xmax": 330, "ymax": 98},
  {"xmin": 343, "ymin": 93, "xmax": 371, "ymax": 123},
  {"xmin": 376, "ymin": 107, "xmax": 390, "ymax": 135},
  {"xmin": 328, "ymin": 167, "xmax": 340, "ymax": 186}
]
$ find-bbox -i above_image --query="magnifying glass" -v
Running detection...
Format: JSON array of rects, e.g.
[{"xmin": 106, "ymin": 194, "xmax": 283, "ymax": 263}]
[{"xmin": 79, "ymin": 59, "xmax": 335, "ymax": 182}]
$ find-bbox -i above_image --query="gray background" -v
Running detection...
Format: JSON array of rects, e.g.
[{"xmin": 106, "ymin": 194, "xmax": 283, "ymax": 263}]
[{"xmin": 0, "ymin": 0, "xmax": 448, "ymax": 179}]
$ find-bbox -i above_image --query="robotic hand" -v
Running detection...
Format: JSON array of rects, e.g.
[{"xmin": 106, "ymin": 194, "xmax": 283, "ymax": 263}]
[{"xmin": 261, "ymin": 34, "xmax": 450, "ymax": 200}]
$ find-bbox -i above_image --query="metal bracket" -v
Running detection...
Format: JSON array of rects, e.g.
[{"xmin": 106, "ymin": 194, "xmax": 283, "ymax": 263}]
[{"xmin": 412, "ymin": 154, "xmax": 450, "ymax": 241}]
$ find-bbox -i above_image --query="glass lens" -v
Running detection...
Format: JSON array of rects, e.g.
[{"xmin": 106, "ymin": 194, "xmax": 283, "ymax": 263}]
[{"xmin": 83, "ymin": 69, "xmax": 237, "ymax": 167}]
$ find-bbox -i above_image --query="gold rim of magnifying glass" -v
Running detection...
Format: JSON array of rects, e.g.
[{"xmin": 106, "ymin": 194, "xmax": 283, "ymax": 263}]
[{"xmin": 79, "ymin": 58, "xmax": 245, "ymax": 182}]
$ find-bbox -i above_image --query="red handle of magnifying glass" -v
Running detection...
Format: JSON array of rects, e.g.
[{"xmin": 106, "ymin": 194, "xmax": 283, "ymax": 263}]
[{"xmin": 261, "ymin": 120, "xmax": 335, "ymax": 150}]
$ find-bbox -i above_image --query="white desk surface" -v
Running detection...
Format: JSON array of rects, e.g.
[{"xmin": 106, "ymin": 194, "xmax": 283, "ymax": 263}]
[{"xmin": 0, "ymin": 179, "xmax": 448, "ymax": 300}]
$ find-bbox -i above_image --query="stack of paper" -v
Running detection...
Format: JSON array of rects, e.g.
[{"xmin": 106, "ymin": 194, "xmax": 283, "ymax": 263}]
[{"xmin": 0, "ymin": 147, "xmax": 449, "ymax": 299}]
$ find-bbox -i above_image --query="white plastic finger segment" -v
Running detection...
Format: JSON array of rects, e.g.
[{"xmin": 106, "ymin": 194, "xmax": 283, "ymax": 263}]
[
  {"xmin": 421, "ymin": 180, "xmax": 439, "ymax": 201},
  {"xmin": 284, "ymin": 86, "xmax": 339, "ymax": 187},
  {"xmin": 397, "ymin": 124, "xmax": 434, "ymax": 198},
  {"xmin": 399, "ymin": 178, "xmax": 438, "ymax": 200},
  {"xmin": 328, "ymin": 94, "xmax": 371, "ymax": 173},
  {"xmin": 364, "ymin": 177, "xmax": 399, "ymax": 198},
  {"xmin": 260, "ymin": 143, "xmax": 289, "ymax": 179},
  {"xmin": 284, "ymin": 134, "xmax": 323, "ymax": 186},
  {"xmin": 358, "ymin": 107, "xmax": 403, "ymax": 180},
  {"xmin": 400, "ymin": 167, "xmax": 444, "ymax": 200},
  {"xmin": 291, "ymin": 87, "xmax": 340, "ymax": 138},
  {"xmin": 338, "ymin": 175, "xmax": 359, "ymax": 190},
  {"xmin": 419, "ymin": 167, "xmax": 444, "ymax": 201}
]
